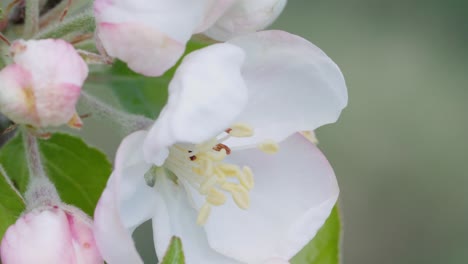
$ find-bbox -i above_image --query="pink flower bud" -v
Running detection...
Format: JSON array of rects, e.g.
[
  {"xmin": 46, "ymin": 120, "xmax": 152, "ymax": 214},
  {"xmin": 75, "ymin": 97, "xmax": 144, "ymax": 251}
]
[
  {"xmin": 0, "ymin": 39, "xmax": 88, "ymax": 128},
  {"xmin": 0, "ymin": 205, "xmax": 103, "ymax": 264}
]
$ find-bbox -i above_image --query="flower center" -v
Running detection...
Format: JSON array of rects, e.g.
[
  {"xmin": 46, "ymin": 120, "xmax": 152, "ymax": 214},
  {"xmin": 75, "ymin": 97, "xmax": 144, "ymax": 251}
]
[{"xmin": 162, "ymin": 123, "xmax": 279, "ymax": 225}]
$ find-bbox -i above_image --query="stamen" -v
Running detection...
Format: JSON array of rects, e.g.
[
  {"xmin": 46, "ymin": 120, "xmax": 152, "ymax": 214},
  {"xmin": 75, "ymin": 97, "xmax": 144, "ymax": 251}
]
[
  {"xmin": 199, "ymin": 175, "xmax": 217, "ymax": 195},
  {"xmin": 164, "ymin": 122, "xmax": 270, "ymax": 225},
  {"xmin": 222, "ymin": 183, "xmax": 250, "ymax": 209},
  {"xmin": 207, "ymin": 189, "xmax": 227, "ymax": 206},
  {"xmin": 258, "ymin": 140, "xmax": 280, "ymax": 154},
  {"xmin": 228, "ymin": 123, "xmax": 254, "ymax": 138},
  {"xmin": 197, "ymin": 203, "xmax": 211, "ymax": 225},
  {"xmin": 218, "ymin": 163, "xmax": 242, "ymax": 176},
  {"xmin": 238, "ymin": 166, "xmax": 254, "ymax": 190}
]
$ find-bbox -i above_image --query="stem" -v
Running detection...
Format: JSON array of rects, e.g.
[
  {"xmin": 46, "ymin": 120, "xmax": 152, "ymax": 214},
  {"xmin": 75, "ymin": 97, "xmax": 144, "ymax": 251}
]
[
  {"xmin": 35, "ymin": 9, "xmax": 95, "ymax": 39},
  {"xmin": 39, "ymin": 0, "xmax": 70, "ymax": 29},
  {"xmin": 0, "ymin": 165, "xmax": 25, "ymax": 204},
  {"xmin": 23, "ymin": 129, "xmax": 60, "ymax": 210},
  {"xmin": 79, "ymin": 91, "xmax": 153, "ymax": 134},
  {"xmin": 24, "ymin": 0, "xmax": 40, "ymax": 38}
]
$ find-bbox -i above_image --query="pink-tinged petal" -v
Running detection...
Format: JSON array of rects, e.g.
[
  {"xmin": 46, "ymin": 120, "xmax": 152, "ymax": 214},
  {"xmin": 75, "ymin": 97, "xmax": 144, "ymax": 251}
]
[
  {"xmin": 62, "ymin": 205, "xmax": 103, "ymax": 263},
  {"xmin": 97, "ymin": 22, "xmax": 185, "ymax": 77},
  {"xmin": 11, "ymin": 39, "xmax": 88, "ymax": 87},
  {"xmin": 1, "ymin": 208, "xmax": 75, "ymax": 263},
  {"xmin": 143, "ymin": 43, "xmax": 247, "ymax": 165},
  {"xmin": 94, "ymin": 0, "xmax": 209, "ymax": 76},
  {"xmin": 94, "ymin": 131, "xmax": 157, "ymax": 264},
  {"xmin": 0, "ymin": 64, "xmax": 39, "ymax": 126},
  {"xmin": 196, "ymin": 0, "xmax": 237, "ymax": 32},
  {"xmin": 35, "ymin": 83, "xmax": 81, "ymax": 127},
  {"xmin": 204, "ymin": 0, "xmax": 287, "ymax": 41},
  {"xmin": 226, "ymin": 30, "xmax": 348, "ymax": 146},
  {"xmin": 203, "ymin": 134, "xmax": 339, "ymax": 263},
  {"xmin": 151, "ymin": 175, "xmax": 241, "ymax": 264}
]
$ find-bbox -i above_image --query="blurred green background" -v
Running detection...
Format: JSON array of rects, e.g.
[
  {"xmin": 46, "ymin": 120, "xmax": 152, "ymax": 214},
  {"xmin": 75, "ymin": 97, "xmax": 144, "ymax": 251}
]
[{"xmin": 271, "ymin": 0, "xmax": 468, "ymax": 263}]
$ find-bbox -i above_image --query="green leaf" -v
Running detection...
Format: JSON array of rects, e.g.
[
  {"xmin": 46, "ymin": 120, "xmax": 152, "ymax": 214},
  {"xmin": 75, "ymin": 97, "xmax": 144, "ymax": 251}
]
[
  {"xmin": 161, "ymin": 236, "xmax": 185, "ymax": 264},
  {"xmin": 0, "ymin": 133, "xmax": 111, "ymax": 216},
  {"xmin": 291, "ymin": 205, "xmax": 342, "ymax": 264},
  {"xmin": 106, "ymin": 41, "xmax": 208, "ymax": 118},
  {"xmin": 0, "ymin": 168, "xmax": 25, "ymax": 238}
]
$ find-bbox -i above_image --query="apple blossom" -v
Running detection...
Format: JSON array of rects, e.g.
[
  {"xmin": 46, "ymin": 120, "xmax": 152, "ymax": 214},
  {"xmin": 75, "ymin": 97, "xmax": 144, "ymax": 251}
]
[
  {"xmin": 94, "ymin": 30, "xmax": 347, "ymax": 264},
  {"xmin": 1, "ymin": 204, "xmax": 103, "ymax": 264},
  {"xmin": 0, "ymin": 39, "xmax": 88, "ymax": 128},
  {"xmin": 93, "ymin": 0, "xmax": 287, "ymax": 76}
]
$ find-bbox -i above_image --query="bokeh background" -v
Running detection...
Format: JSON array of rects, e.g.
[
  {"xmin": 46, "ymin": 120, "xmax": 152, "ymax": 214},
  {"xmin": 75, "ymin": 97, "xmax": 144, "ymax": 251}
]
[{"xmin": 271, "ymin": 1, "xmax": 468, "ymax": 263}]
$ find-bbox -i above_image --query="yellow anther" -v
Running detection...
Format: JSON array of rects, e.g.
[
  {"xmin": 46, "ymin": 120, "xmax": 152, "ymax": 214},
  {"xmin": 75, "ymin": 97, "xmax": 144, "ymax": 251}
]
[
  {"xmin": 232, "ymin": 186, "xmax": 250, "ymax": 209},
  {"xmin": 229, "ymin": 123, "xmax": 254, "ymax": 138},
  {"xmin": 221, "ymin": 183, "xmax": 250, "ymax": 209},
  {"xmin": 197, "ymin": 204, "xmax": 212, "ymax": 225},
  {"xmin": 238, "ymin": 166, "xmax": 254, "ymax": 190},
  {"xmin": 218, "ymin": 163, "xmax": 242, "ymax": 176},
  {"xmin": 301, "ymin": 131, "xmax": 319, "ymax": 144},
  {"xmin": 200, "ymin": 176, "xmax": 217, "ymax": 194},
  {"xmin": 258, "ymin": 140, "xmax": 279, "ymax": 154},
  {"xmin": 207, "ymin": 189, "xmax": 227, "ymax": 206}
]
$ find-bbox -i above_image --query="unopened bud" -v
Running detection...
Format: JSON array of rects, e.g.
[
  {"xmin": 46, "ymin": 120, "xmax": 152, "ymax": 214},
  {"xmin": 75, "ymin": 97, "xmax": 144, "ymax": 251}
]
[
  {"xmin": 0, "ymin": 39, "xmax": 88, "ymax": 128},
  {"xmin": 0, "ymin": 204, "xmax": 103, "ymax": 264}
]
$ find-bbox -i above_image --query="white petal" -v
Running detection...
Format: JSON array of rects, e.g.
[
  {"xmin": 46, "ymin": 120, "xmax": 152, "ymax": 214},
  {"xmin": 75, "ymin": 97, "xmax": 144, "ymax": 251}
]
[
  {"xmin": 226, "ymin": 30, "xmax": 348, "ymax": 146},
  {"xmin": 97, "ymin": 22, "xmax": 185, "ymax": 77},
  {"xmin": 94, "ymin": 188, "xmax": 143, "ymax": 264},
  {"xmin": 143, "ymin": 43, "xmax": 247, "ymax": 165},
  {"xmin": 151, "ymin": 175, "xmax": 241, "ymax": 264},
  {"xmin": 95, "ymin": 0, "xmax": 206, "ymax": 43},
  {"xmin": 204, "ymin": 0, "xmax": 287, "ymax": 41},
  {"xmin": 94, "ymin": 0, "xmax": 209, "ymax": 76},
  {"xmin": 196, "ymin": 0, "xmax": 237, "ymax": 33},
  {"xmin": 203, "ymin": 134, "xmax": 339, "ymax": 263},
  {"xmin": 94, "ymin": 131, "xmax": 156, "ymax": 264}
]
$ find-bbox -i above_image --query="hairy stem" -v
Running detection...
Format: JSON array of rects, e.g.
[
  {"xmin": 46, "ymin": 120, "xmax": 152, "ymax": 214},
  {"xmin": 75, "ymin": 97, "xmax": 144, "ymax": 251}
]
[
  {"xmin": 80, "ymin": 91, "xmax": 153, "ymax": 134},
  {"xmin": 24, "ymin": 0, "xmax": 40, "ymax": 38},
  {"xmin": 23, "ymin": 129, "xmax": 60, "ymax": 210},
  {"xmin": 35, "ymin": 9, "xmax": 95, "ymax": 39}
]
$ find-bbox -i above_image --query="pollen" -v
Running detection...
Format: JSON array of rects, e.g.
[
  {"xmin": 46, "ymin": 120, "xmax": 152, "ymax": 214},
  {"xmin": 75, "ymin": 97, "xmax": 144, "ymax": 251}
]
[{"xmin": 258, "ymin": 140, "xmax": 280, "ymax": 154}]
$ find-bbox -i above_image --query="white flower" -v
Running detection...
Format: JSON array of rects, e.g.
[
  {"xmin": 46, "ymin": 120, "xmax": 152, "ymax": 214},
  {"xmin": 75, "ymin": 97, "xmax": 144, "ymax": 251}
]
[
  {"xmin": 93, "ymin": 0, "xmax": 287, "ymax": 77},
  {"xmin": 94, "ymin": 30, "xmax": 347, "ymax": 264},
  {"xmin": 0, "ymin": 39, "xmax": 88, "ymax": 128}
]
